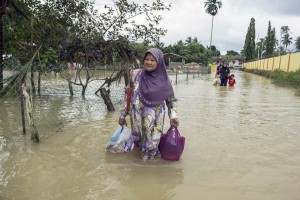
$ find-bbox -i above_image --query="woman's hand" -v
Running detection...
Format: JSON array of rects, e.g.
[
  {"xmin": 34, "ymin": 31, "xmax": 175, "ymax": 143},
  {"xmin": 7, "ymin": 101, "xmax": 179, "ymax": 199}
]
[
  {"xmin": 170, "ymin": 118, "xmax": 179, "ymax": 128},
  {"xmin": 118, "ymin": 117, "xmax": 127, "ymax": 127}
]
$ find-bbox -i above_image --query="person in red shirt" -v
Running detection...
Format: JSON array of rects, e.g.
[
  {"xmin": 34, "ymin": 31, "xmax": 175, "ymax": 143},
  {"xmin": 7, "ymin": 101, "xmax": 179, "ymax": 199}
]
[{"xmin": 228, "ymin": 74, "xmax": 236, "ymax": 87}]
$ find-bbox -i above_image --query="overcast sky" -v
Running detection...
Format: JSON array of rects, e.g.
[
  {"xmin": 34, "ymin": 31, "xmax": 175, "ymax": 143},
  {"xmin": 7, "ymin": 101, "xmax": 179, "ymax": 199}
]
[{"xmin": 95, "ymin": 0, "xmax": 300, "ymax": 55}]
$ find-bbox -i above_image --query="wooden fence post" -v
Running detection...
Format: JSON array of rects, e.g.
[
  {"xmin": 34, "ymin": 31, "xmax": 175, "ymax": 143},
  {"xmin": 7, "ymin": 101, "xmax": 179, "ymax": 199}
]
[
  {"xmin": 100, "ymin": 88, "xmax": 115, "ymax": 111},
  {"xmin": 19, "ymin": 79, "xmax": 26, "ymax": 135},
  {"xmin": 23, "ymin": 84, "xmax": 39, "ymax": 142},
  {"xmin": 279, "ymin": 55, "xmax": 282, "ymax": 70},
  {"xmin": 287, "ymin": 53, "xmax": 291, "ymax": 72}
]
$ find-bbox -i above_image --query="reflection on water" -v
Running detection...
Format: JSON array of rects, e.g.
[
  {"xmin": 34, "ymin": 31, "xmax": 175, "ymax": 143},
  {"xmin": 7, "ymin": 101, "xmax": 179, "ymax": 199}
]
[{"xmin": 1, "ymin": 70, "xmax": 300, "ymax": 200}]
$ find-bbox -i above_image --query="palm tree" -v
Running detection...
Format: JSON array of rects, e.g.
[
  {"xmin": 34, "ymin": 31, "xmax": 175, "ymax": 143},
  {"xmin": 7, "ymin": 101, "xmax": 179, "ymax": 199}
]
[
  {"xmin": 204, "ymin": 0, "xmax": 222, "ymax": 50},
  {"xmin": 294, "ymin": 36, "xmax": 300, "ymax": 52},
  {"xmin": 281, "ymin": 26, "xmax": 289, "ymax": 35},
  {"xmin": 278, "ymin": 26, "xmax": 289, "ymax": 55},
  {"xmin": 0, "ymin": 0, "xmax": 27, "ymax": 90},
  {"xmin": 282, "ymin": 33, "xmax": 293, "ymax": 52}
]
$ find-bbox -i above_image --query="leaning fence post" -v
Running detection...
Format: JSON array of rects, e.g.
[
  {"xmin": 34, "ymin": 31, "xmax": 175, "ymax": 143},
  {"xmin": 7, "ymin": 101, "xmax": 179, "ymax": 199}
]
[
  {"xmin": 100, "ymin": 88, "xmax": 115, "ymax": 111},
  {"xmin": 19, "ymin": 79, "xmax": 26, "ymax": 135}
]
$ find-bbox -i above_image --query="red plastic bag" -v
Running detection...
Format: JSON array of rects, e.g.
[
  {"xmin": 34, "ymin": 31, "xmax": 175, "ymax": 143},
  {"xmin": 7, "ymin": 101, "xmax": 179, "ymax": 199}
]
[
  {"xmin": 126, "ymin": 87, "xmax": 132, "ymax": 112},
  {"xmin": 159, "ymin": 127, "xmax": 185, "ymax": 161}
]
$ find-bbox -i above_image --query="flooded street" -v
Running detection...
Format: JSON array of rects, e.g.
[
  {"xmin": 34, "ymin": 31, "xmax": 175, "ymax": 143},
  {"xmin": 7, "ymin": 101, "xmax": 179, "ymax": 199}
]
[{"xmin": 1, "ymin": 70, "xmax": 300, "ymax": 200}]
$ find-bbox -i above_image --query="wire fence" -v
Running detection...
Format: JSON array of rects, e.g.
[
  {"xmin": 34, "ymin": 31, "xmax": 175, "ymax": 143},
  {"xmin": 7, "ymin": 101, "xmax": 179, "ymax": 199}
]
[{"xmin": 0, "ymin": 65, "xmax": 208, "ymax": 142}]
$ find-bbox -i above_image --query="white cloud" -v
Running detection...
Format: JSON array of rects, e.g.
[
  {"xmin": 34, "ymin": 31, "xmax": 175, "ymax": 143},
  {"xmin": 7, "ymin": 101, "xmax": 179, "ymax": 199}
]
[
  {"xmin": 159, "ymin": 0, "xmax": 300, "ymax": 53},
  {"xmin": 94, "ymin": 0, "xmax": 300, "ymax": 54}
]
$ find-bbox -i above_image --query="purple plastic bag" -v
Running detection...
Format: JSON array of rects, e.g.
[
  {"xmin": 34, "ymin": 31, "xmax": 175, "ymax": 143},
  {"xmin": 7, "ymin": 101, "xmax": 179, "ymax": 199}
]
[{"xmin": 159, "ymin": 127, "xmax": 185, "ymax": 161}]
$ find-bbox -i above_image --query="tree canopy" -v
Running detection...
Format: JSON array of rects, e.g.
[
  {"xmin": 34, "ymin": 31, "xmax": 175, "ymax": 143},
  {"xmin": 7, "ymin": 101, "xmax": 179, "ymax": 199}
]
[
  {"xmin": 243, "ymin": 17, "xmax": 256, "ymax": 61},
  {"xmin": 0, "ymin": 0, "xmax": 172, "ymax": 97}
]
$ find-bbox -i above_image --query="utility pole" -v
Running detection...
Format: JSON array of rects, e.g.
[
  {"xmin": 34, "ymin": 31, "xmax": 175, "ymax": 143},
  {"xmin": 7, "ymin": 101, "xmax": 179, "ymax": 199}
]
[
  {"xmin": 261, "ymin": 39, "xmax": 264, "ymax": 59},
  {"xmin": 257, "ymin": 33, "xmax": 260, "ymax": 60}
]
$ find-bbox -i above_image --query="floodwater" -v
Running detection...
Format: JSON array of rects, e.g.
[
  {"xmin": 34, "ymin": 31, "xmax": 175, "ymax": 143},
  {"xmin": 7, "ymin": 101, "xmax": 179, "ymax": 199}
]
[{"xmin": 0, "ymin": 70, "xmax": 300, "ymax": 200}]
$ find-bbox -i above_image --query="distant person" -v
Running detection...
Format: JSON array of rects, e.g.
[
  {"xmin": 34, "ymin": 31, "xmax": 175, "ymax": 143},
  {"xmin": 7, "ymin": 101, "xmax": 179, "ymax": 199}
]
[
  {"xmin": 219, "ymin": 63, "xmax": 230, "ymax": 86},
  {"xmin": 228, "ymin": 74, "xmax": 236, "ymax": 87},
  {"xmin": 215, "ymin": 60, "xmax": 223, "ymax": 78}
]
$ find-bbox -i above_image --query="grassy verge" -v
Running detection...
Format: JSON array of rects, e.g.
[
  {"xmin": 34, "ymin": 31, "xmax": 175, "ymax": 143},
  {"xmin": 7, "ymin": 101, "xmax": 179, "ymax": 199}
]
[{"xmin": 241, "ymin": 68, "xmax": 300, "ymax": 96}]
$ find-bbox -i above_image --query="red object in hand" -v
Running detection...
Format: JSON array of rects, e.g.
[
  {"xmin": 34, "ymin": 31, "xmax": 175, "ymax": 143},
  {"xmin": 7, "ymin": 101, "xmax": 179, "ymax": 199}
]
[{"xmin": 126, "ymin": 87, "xmax": 132, "ymax": 112}]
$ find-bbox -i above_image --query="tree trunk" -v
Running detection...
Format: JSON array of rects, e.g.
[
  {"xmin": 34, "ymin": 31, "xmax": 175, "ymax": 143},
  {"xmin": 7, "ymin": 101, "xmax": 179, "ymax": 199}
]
[
  {"xmin": 100, "ymin": 88, "xmax": 115, "ymax": 111},
  {"xmin": 81, "ymin": 85, "xmax": 86, "ymax": 96},
  {"xmin": 31, "ymin": 67, "xmax": 35, "ymax": 94},
  {"xmin": 67, "ymin": 77, "xmax": 73, "ymax": 96},
  {"xmin": 209, "ymin": 16, "xmax": 215, "ymax": 49},
  {"xmin": 19, "ymin": 77, "xmax": 26, "ymax": 135},
  {"xmin": 38, "ymin": 70, "xmax": 41, "ymax": 95},
  {"xmin": 30, "ymin": 13, "xmax": 35, "ymax": 94}
]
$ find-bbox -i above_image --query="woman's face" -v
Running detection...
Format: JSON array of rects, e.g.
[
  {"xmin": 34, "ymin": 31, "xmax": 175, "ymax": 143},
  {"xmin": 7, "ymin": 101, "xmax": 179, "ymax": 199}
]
[{"xmin": 143, "ymin": 53, "xmax": 157, "ymax": 72}]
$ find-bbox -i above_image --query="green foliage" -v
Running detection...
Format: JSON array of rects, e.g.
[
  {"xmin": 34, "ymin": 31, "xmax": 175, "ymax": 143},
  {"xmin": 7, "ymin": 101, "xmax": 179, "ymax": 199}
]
[
  {"xmin": 204, "ymin": 0, "xmax": 222, "ymax": 16},
  {"xmin": 211, "ymin": 45, "xmax": 220, "ymax": 56},
  {"xmin": 204, "ymin": 0, "xmax": 222, "ymax": 49},
  {"xmin": 255, "ymin": 38, "xmax": 264, "ymax": 59},
  {"xmin": 223, "ymin": 50, "xmax": 239, "ymax": 63},
  {"xmin": 226, "ymin": 50, "xmax": 239, "ymax": 56},
  {"xmin": 265, "ymin": 21, "xmax": 276, "ymax": 57},
  {"xmin": 295, "ymin": 36, "xmax": 300, "ymax": 52},
  {"xmin": 3, "ymin": 0, "xmax": 29, "ymax": 55},
  {"xmin": 3, "ymin": 0, "xmax": 171, "ymax": 69},
  {"xmin": 282, "ymin": 33, "xmax": 293, "ymax": 50},
  {"xmin": 38, "ymin": 48, "xmax": 58, "ymax": 72},
  {"xmin": 280, "ymin": 26, "xmax": 293, "ymax": 53},
  {"xmin": 160, "ymin": 37, "xmax": 207, "ymax": 63},
  {"xmin": 243, "ymin": 17, "xmax": 256, "ymax": 61},
  {"xmin": 269, "ymin": 69, "xmax": 300, "ymax": 87},
  {"xmin": 1, "ymin": 0, "xmax": 172, "ymax": 96},
  {"xmin": 203, "ymin": 49, "xmax": 212, "ymax": 66},
  {"xmin": 99, "ymin": 0, "xmax": 171, "ymax": 44},
  {"xmin": 243, "ymin": 68, "xmax": 300, "ymax": 89}
]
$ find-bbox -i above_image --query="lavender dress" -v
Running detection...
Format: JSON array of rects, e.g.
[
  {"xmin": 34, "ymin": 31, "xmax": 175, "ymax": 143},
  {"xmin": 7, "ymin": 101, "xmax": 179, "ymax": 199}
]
[{"xmin": 120, "ymin": 69, "xmax": 178, "ymax": 160}]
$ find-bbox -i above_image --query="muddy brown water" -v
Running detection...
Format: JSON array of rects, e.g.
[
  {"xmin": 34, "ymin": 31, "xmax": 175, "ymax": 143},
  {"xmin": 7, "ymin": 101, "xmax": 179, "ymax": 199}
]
[{"xmin": 0, "ymin": 70, "xmax": 300, "ymax": 200}]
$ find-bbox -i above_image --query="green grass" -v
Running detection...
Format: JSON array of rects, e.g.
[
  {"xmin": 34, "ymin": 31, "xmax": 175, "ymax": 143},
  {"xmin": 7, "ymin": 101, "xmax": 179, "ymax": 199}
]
[{"xmin": 241, "ymin": 68, "xmax": 300, "ymax": 96}]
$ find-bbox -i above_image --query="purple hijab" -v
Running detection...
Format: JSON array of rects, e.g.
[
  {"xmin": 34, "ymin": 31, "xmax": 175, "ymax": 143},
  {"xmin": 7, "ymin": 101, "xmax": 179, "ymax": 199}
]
[{"xmin": 139, "ymin": 48, "xmax": 174, "ymax": 107}]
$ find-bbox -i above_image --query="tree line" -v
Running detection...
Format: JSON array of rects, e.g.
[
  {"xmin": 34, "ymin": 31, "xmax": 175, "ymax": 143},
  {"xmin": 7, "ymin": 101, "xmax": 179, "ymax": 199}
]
[
  {"xmin": 3, "ymin": 0, "xmax": 299, "ymax": 96},
  {"xmin": 0, "ymin": 0, "xmax": 239, "ymax": 96},
  {"xmin": 243, "ymin": 18, "xmax": 300, "ymax": 62},
  {"xmin": 0, "ymin": 0, "xmax": 172, "ymax": 93}
]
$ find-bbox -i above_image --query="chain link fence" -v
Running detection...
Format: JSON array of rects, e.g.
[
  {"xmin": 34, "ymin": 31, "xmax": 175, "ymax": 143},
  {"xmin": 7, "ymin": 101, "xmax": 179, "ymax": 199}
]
[{"xmin": 0, "ymin": 64, "xmax": 207, "ymax": 142}]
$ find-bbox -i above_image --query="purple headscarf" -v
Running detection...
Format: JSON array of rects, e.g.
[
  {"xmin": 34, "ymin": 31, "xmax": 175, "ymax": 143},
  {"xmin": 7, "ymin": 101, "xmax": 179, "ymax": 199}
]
[{"xmin": 139, "ymin": 48, "xmax": 174, "ymax": 107}]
